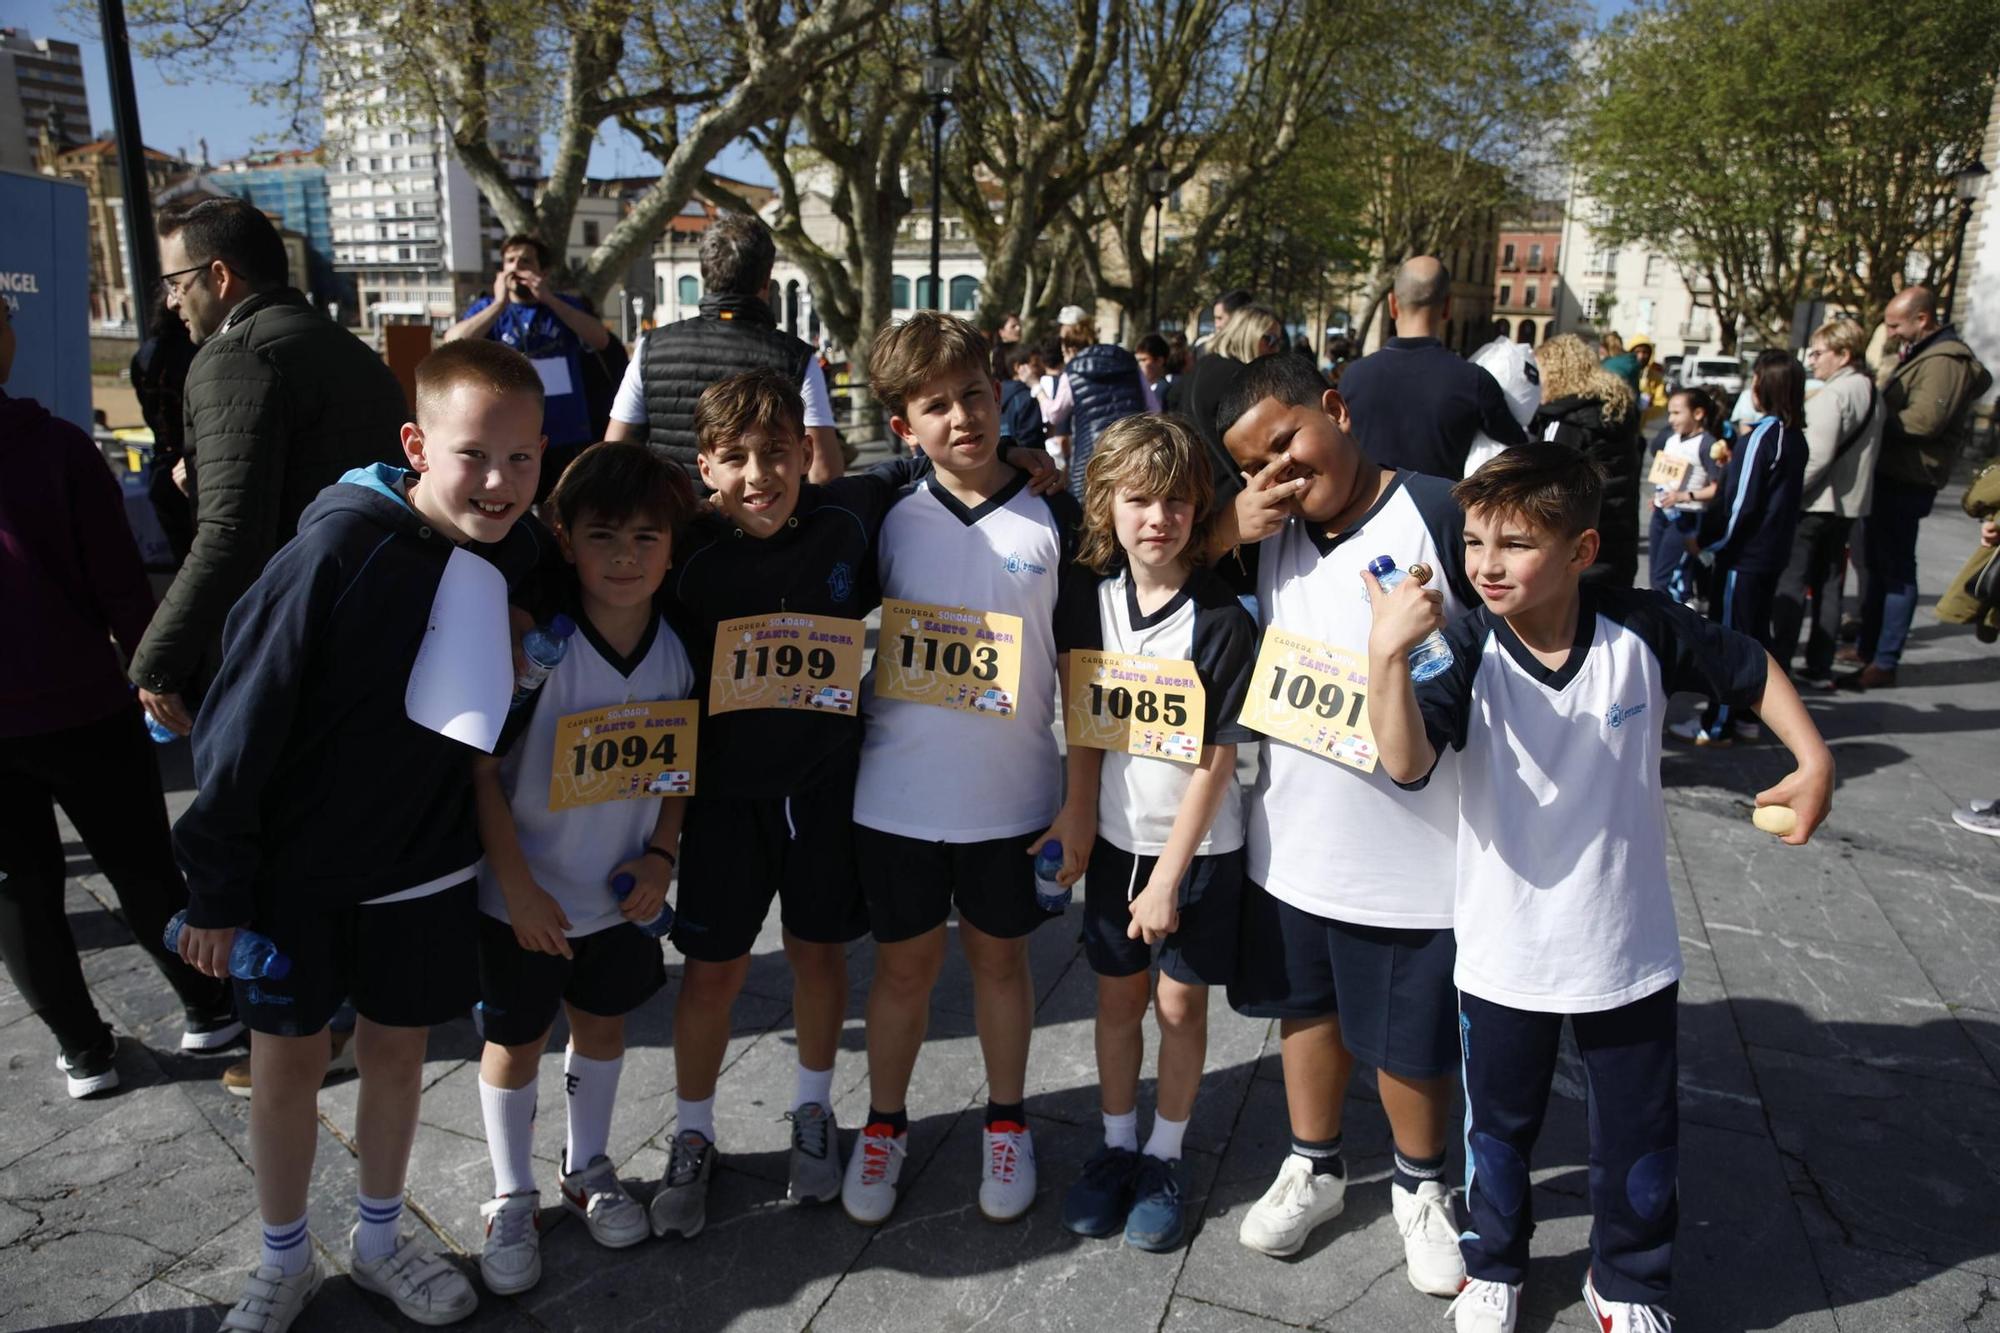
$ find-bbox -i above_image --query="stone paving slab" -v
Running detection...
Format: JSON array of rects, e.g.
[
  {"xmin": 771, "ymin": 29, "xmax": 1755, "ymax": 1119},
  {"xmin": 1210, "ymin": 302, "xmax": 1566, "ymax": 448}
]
[{"xmin": 5, "ymin": 487, "xmax": 2000, "ymax": 1330}]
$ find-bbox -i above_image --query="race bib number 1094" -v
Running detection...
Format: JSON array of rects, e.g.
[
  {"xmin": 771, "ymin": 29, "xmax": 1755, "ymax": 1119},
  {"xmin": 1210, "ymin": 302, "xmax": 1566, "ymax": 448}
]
[{"xmin": 548, "ymin": 700, "xmax": 699, "ymax": 810}]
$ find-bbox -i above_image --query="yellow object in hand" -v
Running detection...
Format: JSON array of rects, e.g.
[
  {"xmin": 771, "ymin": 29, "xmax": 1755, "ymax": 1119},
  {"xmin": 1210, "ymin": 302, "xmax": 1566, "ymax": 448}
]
[
  {"xmin": 1710, "ymin": 441, "xmax": 1730, "ymax": 462},
  {"xmin": 1752, "ymin": 805, "xmax": 1798, "ymax": 836}
]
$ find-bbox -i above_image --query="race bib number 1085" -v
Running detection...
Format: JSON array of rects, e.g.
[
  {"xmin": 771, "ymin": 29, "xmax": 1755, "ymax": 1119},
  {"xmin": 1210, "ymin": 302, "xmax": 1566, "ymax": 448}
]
[
  {"xmin": 1235, "ymin": 628, "xmax": 1379, "ymax": 773},
  {"xmin": 1065, "ymin": 651, "xmax": 1206, "ymax": 764}
]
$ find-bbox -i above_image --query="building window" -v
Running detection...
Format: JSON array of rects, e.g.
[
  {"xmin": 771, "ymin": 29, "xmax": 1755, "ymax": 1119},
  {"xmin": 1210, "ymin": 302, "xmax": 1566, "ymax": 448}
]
[
  {"xmin": 1590, "ymin": 246, "xmax": 1618, "ymax": 277},
  {"xmin": 1525, "ymin": 284, "xmax": 1538, "ymax": 309},
  {"xmin": 949, "ymin": 275, "xmax": 978, "ymax": 312},
  {"xmin": 1526, "ymin": 243, "xmax": 1542, "ymax": 269},
  {"xmin": 656, "ymin": 275, "xmax": 665, "ymax": 305},
  {"xmin": 678, "ymin": 275, "xmax": 699, "ymax": 304},
  {"xmin": 1643, "ymin": 254, "xmax": 1663, "ymax": 286},
  {"xmin": 915, "ymin": 275, "xmax": 938, "ymax": 308},
  {"xmin": 583, "ymin": 220, "xmax": 600, "ymax": 247},
  {"xmin": 891, "ymin": 275, "xmax": 911, "ymax": 309},
  {"xmin": 1498, "ymin": 283, "xmax": 1512, "ymax": 307}
]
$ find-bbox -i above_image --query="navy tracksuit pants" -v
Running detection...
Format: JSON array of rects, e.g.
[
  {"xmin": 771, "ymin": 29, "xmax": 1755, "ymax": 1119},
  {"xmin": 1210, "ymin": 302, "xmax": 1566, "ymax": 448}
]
[{"xmin": 1458, "ymin": 983, "xmax": 1679, "ymax": 1304}]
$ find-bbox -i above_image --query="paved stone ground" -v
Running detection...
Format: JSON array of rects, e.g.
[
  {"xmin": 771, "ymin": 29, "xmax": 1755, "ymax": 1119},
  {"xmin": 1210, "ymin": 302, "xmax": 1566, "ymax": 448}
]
[{"xmin": 5, "ymin": 484, "xmax": 1998, "ymax": 1333}]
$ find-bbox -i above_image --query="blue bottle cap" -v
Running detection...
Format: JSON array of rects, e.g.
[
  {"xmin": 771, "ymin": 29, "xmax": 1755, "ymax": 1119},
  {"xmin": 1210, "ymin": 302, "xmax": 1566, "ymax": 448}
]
[
  {"xmin": 1036, "ymin": 840, "xmax": 1063, "ymax": 864},
  {"xmin": 550, "ymin": 614, "xmax": 578, "ymax": 638},
  {"xmin": 1368, "ymin": 555, "xmax": 1397, "ymax": 577},
  {"xmin": 264, "ymin": 952, "xmax": 293, "ymax": 981},
  {"xmin": 611, "ymin": 873, "xmax": 636, "ymax": 897}
]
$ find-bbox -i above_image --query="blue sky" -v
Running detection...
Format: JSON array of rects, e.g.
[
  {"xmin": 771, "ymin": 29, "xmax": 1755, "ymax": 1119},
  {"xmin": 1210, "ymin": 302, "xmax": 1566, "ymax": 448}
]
[{"xmin": 19, "ymin": 0, "xmax": 1629, "ymax": 188}]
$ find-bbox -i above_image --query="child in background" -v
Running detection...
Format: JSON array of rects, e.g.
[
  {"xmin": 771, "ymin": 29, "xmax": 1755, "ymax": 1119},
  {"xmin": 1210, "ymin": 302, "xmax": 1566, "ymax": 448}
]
[
  {"xmin": 1366, "ymin": 442, "xmax": 1832, "ymax": 1333},
  {"xmin": 1647, "ymin": 387, "xmax": 1720, "ymax": 606},
  {"xmin": 473, "ymin": 443, "xmax": 697, "ymax": 1294},
  {"xmin": 1060, "ymin": 415, "xmax": 1257, "ymax": 1252}
]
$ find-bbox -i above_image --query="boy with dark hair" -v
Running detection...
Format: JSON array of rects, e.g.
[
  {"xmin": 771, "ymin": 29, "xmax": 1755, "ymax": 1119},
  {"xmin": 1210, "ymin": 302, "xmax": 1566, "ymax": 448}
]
[
  {"xmin": 1208, "ymin": 352, "xmax": 1473, "ymax": 1298},
  {"xmin": 1001, "ymin": 343, "xmax": 1049, "ymax": 455},
  {"xmin": 649, "ymin": 365, "xmax": 1058, "ymax": 1236},
  {"xmin": 474, "ymin": 442, "xmax": 698, "ymax": 1293},
  {"xmin": 175, "ymin": 339, "xmax": 554, "ymax": 1331},
  {"xmin": 838, "ymin": 314, "xmax": 1102, "ymax": 1227},
  {"xmin": 1366, "ymin": 442, "xmax": 1833, "ymax": 1333}
]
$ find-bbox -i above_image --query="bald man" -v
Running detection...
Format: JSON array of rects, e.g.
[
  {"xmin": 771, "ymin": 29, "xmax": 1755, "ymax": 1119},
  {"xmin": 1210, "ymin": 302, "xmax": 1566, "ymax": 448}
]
[
  {"xmin": 1841, "ymin": 286, "xmax": 1992, "ymax": 690},
  {"xmin": 1337, "ymin": 257, "xmax": 1527, "ymax": 479}
]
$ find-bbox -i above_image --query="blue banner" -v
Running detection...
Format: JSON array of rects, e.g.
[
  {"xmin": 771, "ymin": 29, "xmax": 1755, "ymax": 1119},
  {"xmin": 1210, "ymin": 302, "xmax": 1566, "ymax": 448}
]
[{"xmin": 1, "ymin": 167, "xmax": 92, "ymax": 433}]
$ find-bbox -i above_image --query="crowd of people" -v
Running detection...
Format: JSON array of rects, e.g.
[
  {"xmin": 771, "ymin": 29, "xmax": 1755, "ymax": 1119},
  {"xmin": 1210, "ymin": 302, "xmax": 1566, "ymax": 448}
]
[{"xmin": 1, "ymin": 200, "xmax": 1995, "ymax": 1333}]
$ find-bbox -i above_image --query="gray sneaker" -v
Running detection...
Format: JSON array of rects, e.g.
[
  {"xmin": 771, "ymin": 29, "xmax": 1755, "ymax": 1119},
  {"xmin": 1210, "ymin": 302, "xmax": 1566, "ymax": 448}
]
[
  {"xmin": 1953, "ymin": 798, "xmax": 2000, "ymax": 838},
  {"xmin": 787, "ymin": 1102, "xmax": 843, "ymax": 1204},
  {"xmin": 648, "ymin": 1130, "xmax": 716, "ymax": 1239}
]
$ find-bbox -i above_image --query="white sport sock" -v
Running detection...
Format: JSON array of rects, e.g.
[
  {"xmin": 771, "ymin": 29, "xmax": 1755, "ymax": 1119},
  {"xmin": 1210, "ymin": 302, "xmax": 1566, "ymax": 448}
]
[
  {"xmin": 1103, "ymin": 1109, "xmax": 1140, "ymax": 1152},
  {"xmin": 1144, "ymin": 1113, "xmax": 1189, "ymax": 1162},
  {"xmin": 260, "ymin": 1211, "xmax": 311, "ymax": 1277},
  {"xmin": 793, "ymin": 1062, "xmax": 835, "ymax": 1112},
  {"xmin": 479, "ymin": 1077, "xmax": 539, "ymax": 1197},
  {"xmin": 353, "ymin": 1191, "xmax": 402, "ymax": 1264},
  {"xmin": 676, "ymin": 1092, "xmax": 717, "ymax": 1145},
  {"xmin": 564, "ymin": 1049, "xmax": 623, "ymax": 1171}
]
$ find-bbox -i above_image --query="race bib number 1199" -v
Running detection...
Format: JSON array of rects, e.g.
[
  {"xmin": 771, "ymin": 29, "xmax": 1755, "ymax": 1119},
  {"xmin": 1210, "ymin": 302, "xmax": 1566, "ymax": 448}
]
[{"xmin": 1235, "ymin": 627, "xmax": 1379, "ymax": 773}]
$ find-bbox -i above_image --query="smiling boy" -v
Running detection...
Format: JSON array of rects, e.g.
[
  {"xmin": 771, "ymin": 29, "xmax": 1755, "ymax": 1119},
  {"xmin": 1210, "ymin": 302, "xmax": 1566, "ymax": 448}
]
[{"xmin": 174, "ymin": 340, "xmax": 554, "ymax": 1331}]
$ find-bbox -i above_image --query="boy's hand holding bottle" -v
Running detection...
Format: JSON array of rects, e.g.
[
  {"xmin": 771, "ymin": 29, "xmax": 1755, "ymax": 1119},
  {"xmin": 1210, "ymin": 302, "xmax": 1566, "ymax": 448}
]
[
  {"xmin": 609, "ymin": 852, "xmax": 671, "ymax": 927},
  {"xmin": 1361, "ymin": 561, "xmax": 1446, "ymax": 665}
]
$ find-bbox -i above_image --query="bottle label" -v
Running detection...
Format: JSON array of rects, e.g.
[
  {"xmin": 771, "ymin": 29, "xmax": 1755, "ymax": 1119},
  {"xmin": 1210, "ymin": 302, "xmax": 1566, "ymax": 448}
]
[
  {"xmin": 1236, "ymin": 627, "xmax": 1380, "ymax": 773},
  {"xmin": 874, "ymin": 600, "xmax": 1024, "ymax": 719},
  {"xmin": 1063, "ymin": 650, "xmax": 1206, "ymax": 765},
  {"xmin": 708, "ymin": 612, "xmax": 867, "ymax": 717},
  {"xmin": 549, "ymin": 700, "xmax": 700, "ymax": 810}
]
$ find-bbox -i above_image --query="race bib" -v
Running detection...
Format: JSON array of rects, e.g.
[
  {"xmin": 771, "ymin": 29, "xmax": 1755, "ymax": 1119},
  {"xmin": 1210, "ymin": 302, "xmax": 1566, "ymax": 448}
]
[
  {"xmin": 549, "ymin": 700, "xmax": 699, "ymax": 811},
  {"xmin": 1065, "ymin": 651, "xmax": 1206, "ymax": 764},
  {"xmin": 708, "ymin": 613, "xmax": 865, "ymax": 716},
  {"xmin": 1237, "ymin": 628, "xmax": 1378, "ymax": 773},
  {"xmin": 875, "ymin": 599, "xmax": 1024, "ymax": 718},
  {"xmin": 1648, "ymin": 451, "xmax": 1693, "ymax": 489}
]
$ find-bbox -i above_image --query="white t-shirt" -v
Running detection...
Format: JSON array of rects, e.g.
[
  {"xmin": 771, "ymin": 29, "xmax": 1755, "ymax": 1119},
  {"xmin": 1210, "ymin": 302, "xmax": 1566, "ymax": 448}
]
[
  {"xmin": 610, "ymin": 332, "xmax": 835, "ymax": 429},
  {"xmin": 1407, "ymin": 586, "xmax": 1767, "ymax": 1012},
  {"xmin": 478, "ymin": 612, "xmax": 696, "ymax": 937},
  {"xmin": 853, "ymin": 471, "xmax": 1099, "ymax": 841},
  {"xmin": 1246, "ymin": 471, "xmax": 1469, "ymax": 928},
  {"xmin": 1094, "ymin": 567, "xmax": 1257, "ymax": 857},
  {"xmin": 1652, "ymin": 430, "xmax": 1713, "ymax": 513}
]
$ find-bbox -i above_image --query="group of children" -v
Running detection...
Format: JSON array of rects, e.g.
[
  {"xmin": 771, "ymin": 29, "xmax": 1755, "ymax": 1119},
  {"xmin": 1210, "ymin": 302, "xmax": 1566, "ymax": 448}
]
[{"xmin": 160, "ymin": 316, "xmax": 1832, "ymax": 1333}]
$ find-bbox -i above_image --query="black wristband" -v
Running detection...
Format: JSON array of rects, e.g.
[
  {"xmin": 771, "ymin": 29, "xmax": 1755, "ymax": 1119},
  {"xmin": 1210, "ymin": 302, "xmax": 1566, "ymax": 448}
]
[{"xmin": 643, "ymin": 844, "xmax": 677, "ymax": 868}]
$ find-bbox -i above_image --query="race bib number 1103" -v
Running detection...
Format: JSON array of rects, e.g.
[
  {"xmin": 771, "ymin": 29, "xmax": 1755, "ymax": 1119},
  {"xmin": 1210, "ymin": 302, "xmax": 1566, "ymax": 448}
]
[
  {"xmin": 1235, "ymin": 628, "xmax": 1379, "ymax": 773},
  {"xmin": 873, "ymin": 599, "xmax": 1024, "ymax": 718}
]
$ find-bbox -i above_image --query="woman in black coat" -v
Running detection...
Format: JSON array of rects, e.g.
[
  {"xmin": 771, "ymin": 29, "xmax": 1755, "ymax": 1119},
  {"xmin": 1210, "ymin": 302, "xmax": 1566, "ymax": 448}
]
[{"xmin": 1531, "ymin": 333, "xmax": 1644, "ymax": 587}]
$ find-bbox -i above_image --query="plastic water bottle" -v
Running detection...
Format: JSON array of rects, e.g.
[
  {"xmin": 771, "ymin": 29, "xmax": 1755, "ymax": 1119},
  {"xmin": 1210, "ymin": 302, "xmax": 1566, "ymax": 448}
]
[
  {"xmin": 612, "ymin": 873, "xmax": 675, "ymax": 939},
  {"xmin": 161, "ymin": 910, "xmax": 292, "ymax": 980},
  {"xmin": 1368, "ymin": 555, "xmax": 1455, "ymax": 683},
  {"xmin": 1033, "ymin": 841, "xmax": 1070, "ymax": 913},
  {"xmin": 512, "ymin": 614, "xmax": 577, "ymax": 707},
  {"xmin": 143, "ymin": 710, "xmax": 179, "ymax": 744}
]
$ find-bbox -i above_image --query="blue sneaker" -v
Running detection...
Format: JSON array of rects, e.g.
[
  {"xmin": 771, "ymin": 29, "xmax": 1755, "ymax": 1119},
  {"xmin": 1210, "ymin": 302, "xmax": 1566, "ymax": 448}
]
[
  {"xmin": 1061, "ymin": 1144, "xmax": 1138, "ymax": 1237},
  {"xmin": 1124, "ymin": 1154, "xmax": 1186, "ymax": 1252}
]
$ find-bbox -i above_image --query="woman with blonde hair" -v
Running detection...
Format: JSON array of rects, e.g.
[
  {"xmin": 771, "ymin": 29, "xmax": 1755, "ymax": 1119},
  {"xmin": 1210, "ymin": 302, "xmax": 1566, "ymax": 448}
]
[
  {"xmin": 1037, "ymin": 303, "xmax": 1152, "ymax": 498},
  {"xmin": 1530, "ymin": 333, "xmax": 1644, "ymax": 585}
]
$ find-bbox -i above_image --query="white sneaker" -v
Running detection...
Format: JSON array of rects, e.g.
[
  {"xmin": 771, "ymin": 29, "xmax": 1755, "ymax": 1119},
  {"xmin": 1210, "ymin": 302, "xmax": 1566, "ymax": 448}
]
[
  {"xmin": 1584, "ymin": 1268, "xmax": 1676, "ymax": 1331},
  {"xmin": 979, "ymin": 1120, "xmax": 1037, "ymax": 1222},
  {"xmin": 348, "ymin": 1227, "xmax": 478, "ymax": 1326},
  {"xmin": 1447, "ymin": 1277, "xmax": 1521, "ymax": 1333},
  {"xmin": 841, "ymin": 1122, "xmax": 908, "ymax": 1225},
  {"xmin": 477, "ymin": 1193, "xmax": 541, "ymax": 1296},
  {"xmin": 1237, "ymin": 1154, "xmax": 1346, "ymax": 1256},
  {"xmin": 1393, "ymin": 1179, "xmax": 1466, "ymax": 1295},
  {"xmin": 219, "ymin": 1257, "xmax": 323, "ymax": 1332},
  {"xmin": 561, "ymin": 1154, "xmax": 649, "ymax": 1249}
]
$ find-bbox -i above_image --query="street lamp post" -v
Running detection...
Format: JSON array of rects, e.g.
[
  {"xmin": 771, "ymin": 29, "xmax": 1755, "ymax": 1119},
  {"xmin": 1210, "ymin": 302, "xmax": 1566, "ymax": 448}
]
[
  {"xmin": 1944, "ymin": 160, "xmax": 1988, "ymax": 324},
  {"xmin": 1146, "ymin": 158, "xmax": 1170, "ymax": 334},
  {"xmin": 922, "ymin": 43, "xmax": 960, "ymax": 313}
]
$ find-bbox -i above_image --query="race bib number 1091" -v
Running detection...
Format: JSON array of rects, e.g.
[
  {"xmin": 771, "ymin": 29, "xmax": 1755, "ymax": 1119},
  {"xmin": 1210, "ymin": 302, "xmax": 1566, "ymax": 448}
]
[
  {"xmin": 873, "ymin": 599, "xmax": 1024, "ymax": 718},
  {"xmin": 1235, "ymin": 627, "xmax": 1379, "ymax": 773}
]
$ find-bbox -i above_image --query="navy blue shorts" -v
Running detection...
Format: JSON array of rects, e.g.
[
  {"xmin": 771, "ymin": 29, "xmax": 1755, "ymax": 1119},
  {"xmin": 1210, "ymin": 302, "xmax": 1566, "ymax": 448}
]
[
  {"xmin": 1227, "ymin": 882, "xmax": 1459, "ymax": 1080},
  {"xmin": 854, "ymin": 826, "xmax": 1050, "ymax": 943},
  {"xmin": 476, "ymin": 912, "xmax": 667, "ymax": 1047},
  {"xmin": 1079, "ymin": 838, "xmax": 1242, "ymax": 987}
]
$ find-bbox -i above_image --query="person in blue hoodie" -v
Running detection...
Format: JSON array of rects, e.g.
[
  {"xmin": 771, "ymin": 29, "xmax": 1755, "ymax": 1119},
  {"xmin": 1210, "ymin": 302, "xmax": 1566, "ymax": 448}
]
[
  {"xmin": 1670, "ymin": 350, "xmax": 1808, "ymax": 747},
  {"xmin": 172, "ymin": 340, "xmax": 556, "ymax": 1332}
]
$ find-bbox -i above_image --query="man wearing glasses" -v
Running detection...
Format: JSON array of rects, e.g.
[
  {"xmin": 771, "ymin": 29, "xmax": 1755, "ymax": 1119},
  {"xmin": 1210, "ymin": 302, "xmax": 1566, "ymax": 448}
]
[{"xmin": 129, "ymin": 197, "xmax": 406, "ymax": 736}]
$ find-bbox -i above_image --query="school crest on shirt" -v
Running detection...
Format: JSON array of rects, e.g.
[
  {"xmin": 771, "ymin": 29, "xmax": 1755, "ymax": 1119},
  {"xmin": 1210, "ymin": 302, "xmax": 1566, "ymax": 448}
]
[
  {"xmin": 1605, "ymin": 701, "xmax": 1647, "ymax": 730},
  {"xmin": 1001, "ymin": 551, "xmax": 1049, "ymax": 577},
  {"xmin": 827, "ymin": 561, "xmax": 854, "ymax": 604}
]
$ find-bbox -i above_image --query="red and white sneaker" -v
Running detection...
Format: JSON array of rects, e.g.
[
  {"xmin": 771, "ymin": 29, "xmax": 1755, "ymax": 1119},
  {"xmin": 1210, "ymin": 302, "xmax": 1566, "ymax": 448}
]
[
  {"xmin": 978, "ymin": 1120, "xmax": 1036, "ymax": 1222},
  {"xmin": 1447, "ymin": 1277, "xmax": 1520, "ymax": 1333},
  {"xmin": 841, "ymin": 1122, "xmax": 908, "ymax": 1225},
  {"xmin": 1583, "ymin": 1269, "xmax": 1675, "ymax": 1332}
]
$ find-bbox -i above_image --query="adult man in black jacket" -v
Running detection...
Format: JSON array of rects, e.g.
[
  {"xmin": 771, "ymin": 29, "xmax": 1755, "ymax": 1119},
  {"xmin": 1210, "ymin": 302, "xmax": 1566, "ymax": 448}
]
[
  {"xmin": 132, "ymin": 198, "xmax": 406, "ymax": 735},
  {"xmin": 605, "ymin": 214, "xmax": 841, "ymax": 484}
]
